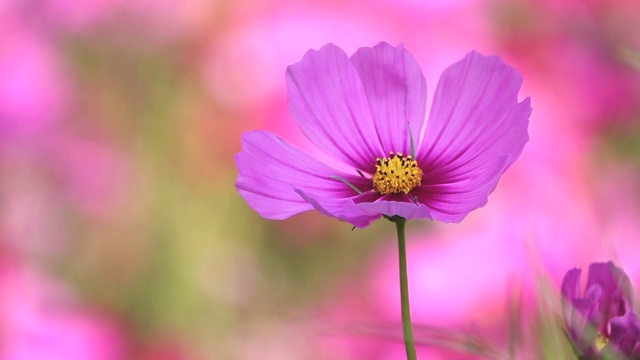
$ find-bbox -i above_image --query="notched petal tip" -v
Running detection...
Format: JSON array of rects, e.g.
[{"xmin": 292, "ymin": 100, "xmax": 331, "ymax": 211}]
[
  {"xmin": 350, "ymin": 41, "xmax": 427, "ymax": 155},
  {"xmin": 415, "ymin": 50, "xmax": 531, "ymax": 221},
  {"xmin": 286, "ymin": 43, "xmax": 343, "ymax": 71},
  {"xmin": 285, "ymin": 42, "xmax": 384, "ymax": 170}
]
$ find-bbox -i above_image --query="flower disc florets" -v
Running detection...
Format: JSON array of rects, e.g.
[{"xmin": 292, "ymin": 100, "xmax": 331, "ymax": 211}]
[{"xmin": 373, "ymin": 152, "xmax": 423, "ymax": 194}]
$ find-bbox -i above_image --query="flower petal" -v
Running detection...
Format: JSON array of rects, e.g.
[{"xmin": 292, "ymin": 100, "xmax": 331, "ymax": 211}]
[
  {"xmin": 562, "ymin": 268, "xmax": 582, "ymax": 304},
  {"xmin": 296, "ymin": 190, "xmax": 381, "ymax": 228},
  {"xmin": 349, "ymin": 42, "xmax": 427, "ymax": 155},
  {"xmin": 286, "ymin": 44, "xmax": 383, "ymax": 171},
  {"xmin": 561, "ymin": 268, "xmax": 597, "ymax": 352},
  {"xmin": 296, "ymin": 190, "xmax": 433, "ymax": 228},
  {"xmin": 344, "ymin": 195, "xmax": 433, "ymax": 223},
  {"xmin": 235, "ymin": 131, "xmax": 366, "ymax": 220},
  {"xmin": 567, "ymin": 298, "xmax": 600, "ymax": 357},
  {"xmin": 414, "ymin": 154, "xmax": 511, "ymax": 222},
  {"xmin": 585, "ymin": 262, "xmax": 633, "ymax": 329},
  {"xmin": 416, "ymin": 51, "xmax": 531, "ymax": 222},
  {"xmin": 606, "ymin": 312, "xmax": 640, "ymax": 358}
]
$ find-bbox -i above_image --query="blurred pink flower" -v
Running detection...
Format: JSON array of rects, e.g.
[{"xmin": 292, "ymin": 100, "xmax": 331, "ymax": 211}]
[
  {"xmin": 0, "ymin": 133, "xmax": 133, "ymax": 259},
  {"xmin": 0, "ymin": 258, "xmax": 126, "ymax": 360},
  {"xmin": 205, "ymin": 6, "xmax": 395, "ymax": 110},
  {"xmin": 10, "ymin": 0, "xmax": 212, "ymax": 45},
  {"xmin": 53, "ymin": 134, "xmax": 132, "ymax": 218},
  {"xmin": 494, "ymin": 0, "xmax": 640, "ymax": 129},
  {"xmin": 16, "ymin": 0, "xmax": 117, "ymax": 33},
  {"xmin": 0, "ymin": 25, "xmax": 69, "ymax": 141},
  {"xmin": 116, "ymin": 0, "xmax": 213, "ymax": 45},
  {"xmin": 0, "ymin": 16, "xmax": 132, "ymax": 259}
]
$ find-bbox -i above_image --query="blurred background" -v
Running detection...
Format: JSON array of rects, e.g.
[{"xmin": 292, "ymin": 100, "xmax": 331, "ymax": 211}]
[{"xmin": 1, "ymin": 0, "xmax": 640, "ymax": 359}]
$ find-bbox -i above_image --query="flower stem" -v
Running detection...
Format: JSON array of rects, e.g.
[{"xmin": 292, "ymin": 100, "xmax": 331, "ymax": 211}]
[{"xmin": 395, "ymin": 217, "xmax": 418, "ymax": 360}]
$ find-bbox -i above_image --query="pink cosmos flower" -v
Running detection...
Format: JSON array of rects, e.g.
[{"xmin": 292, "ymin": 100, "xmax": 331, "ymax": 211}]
[{"xmin": 235, "ymin": 42, "xmax": 531, "ymax": 228}]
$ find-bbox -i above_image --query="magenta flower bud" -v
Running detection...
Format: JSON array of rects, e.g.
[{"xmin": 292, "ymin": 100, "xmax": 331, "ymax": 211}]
[{"xmin": 562, "ymin": 262, "xmax": 636, "ymax": 359}]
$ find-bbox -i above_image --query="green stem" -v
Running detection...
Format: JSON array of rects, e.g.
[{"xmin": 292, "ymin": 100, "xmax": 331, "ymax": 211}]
[{"xmin": 395, "ymin": 217, "xmax": 418, "ymax": 360}]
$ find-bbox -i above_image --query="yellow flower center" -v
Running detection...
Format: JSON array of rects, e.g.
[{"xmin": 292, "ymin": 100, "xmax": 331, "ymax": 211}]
[{"xmin": 373, "ymin": 152, "xmax": 423, "ymax": 194}]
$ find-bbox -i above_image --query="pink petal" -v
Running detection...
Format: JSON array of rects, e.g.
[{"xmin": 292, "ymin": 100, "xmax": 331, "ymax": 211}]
[
  {"xmin": 585, "ymin": 262, "xmax": 633, "ymax": 326},
  {"xmin": 562, "ymin": 268, "xmax": 582, "ymax": 302},
  {"xmin": 349, "ymin": 42, "xmax": 427, "ymax": 155},
  {"xmin": 235, "ymin": 131, "xmax": 366, "ymax": 220},
  {"xmin": 286, "ymin": 44, "xmax": 384, "ymax": 171},
  {"xmin": 295, "ymin": 190, "xmax": 381, "ymax": 228},
  {"xmin": 298, "ymin": 190, "xmax": 433, "ymax": 228},
  {"xmin": 417, "ymin": 51, "xmax": 531, "ymax": 222},
  {"xmin": 562, "ymin": 268, "xmax": 583, "ymax": 322},
  {"xmin": 415, "ymin": 154, "xmax": 511, "ymax": 222},
  {"xmin": 345, "ymin": 196, "xmax": 433, "ymax": 223}
]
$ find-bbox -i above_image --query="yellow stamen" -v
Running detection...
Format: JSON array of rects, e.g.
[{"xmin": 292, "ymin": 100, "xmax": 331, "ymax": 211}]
[
  {"xmin": 596, "ymin": 333, "xmax": 608, "ymax": 351},
  {"xmin": 373, "ymin": 152, "xmax": 423, "ymax": 194}
]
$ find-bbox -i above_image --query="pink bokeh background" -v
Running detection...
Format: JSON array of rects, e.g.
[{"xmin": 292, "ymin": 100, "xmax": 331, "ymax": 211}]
[{"xmin": 1, "ymin": 0, "xmax": 640, "ymax": 358}]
